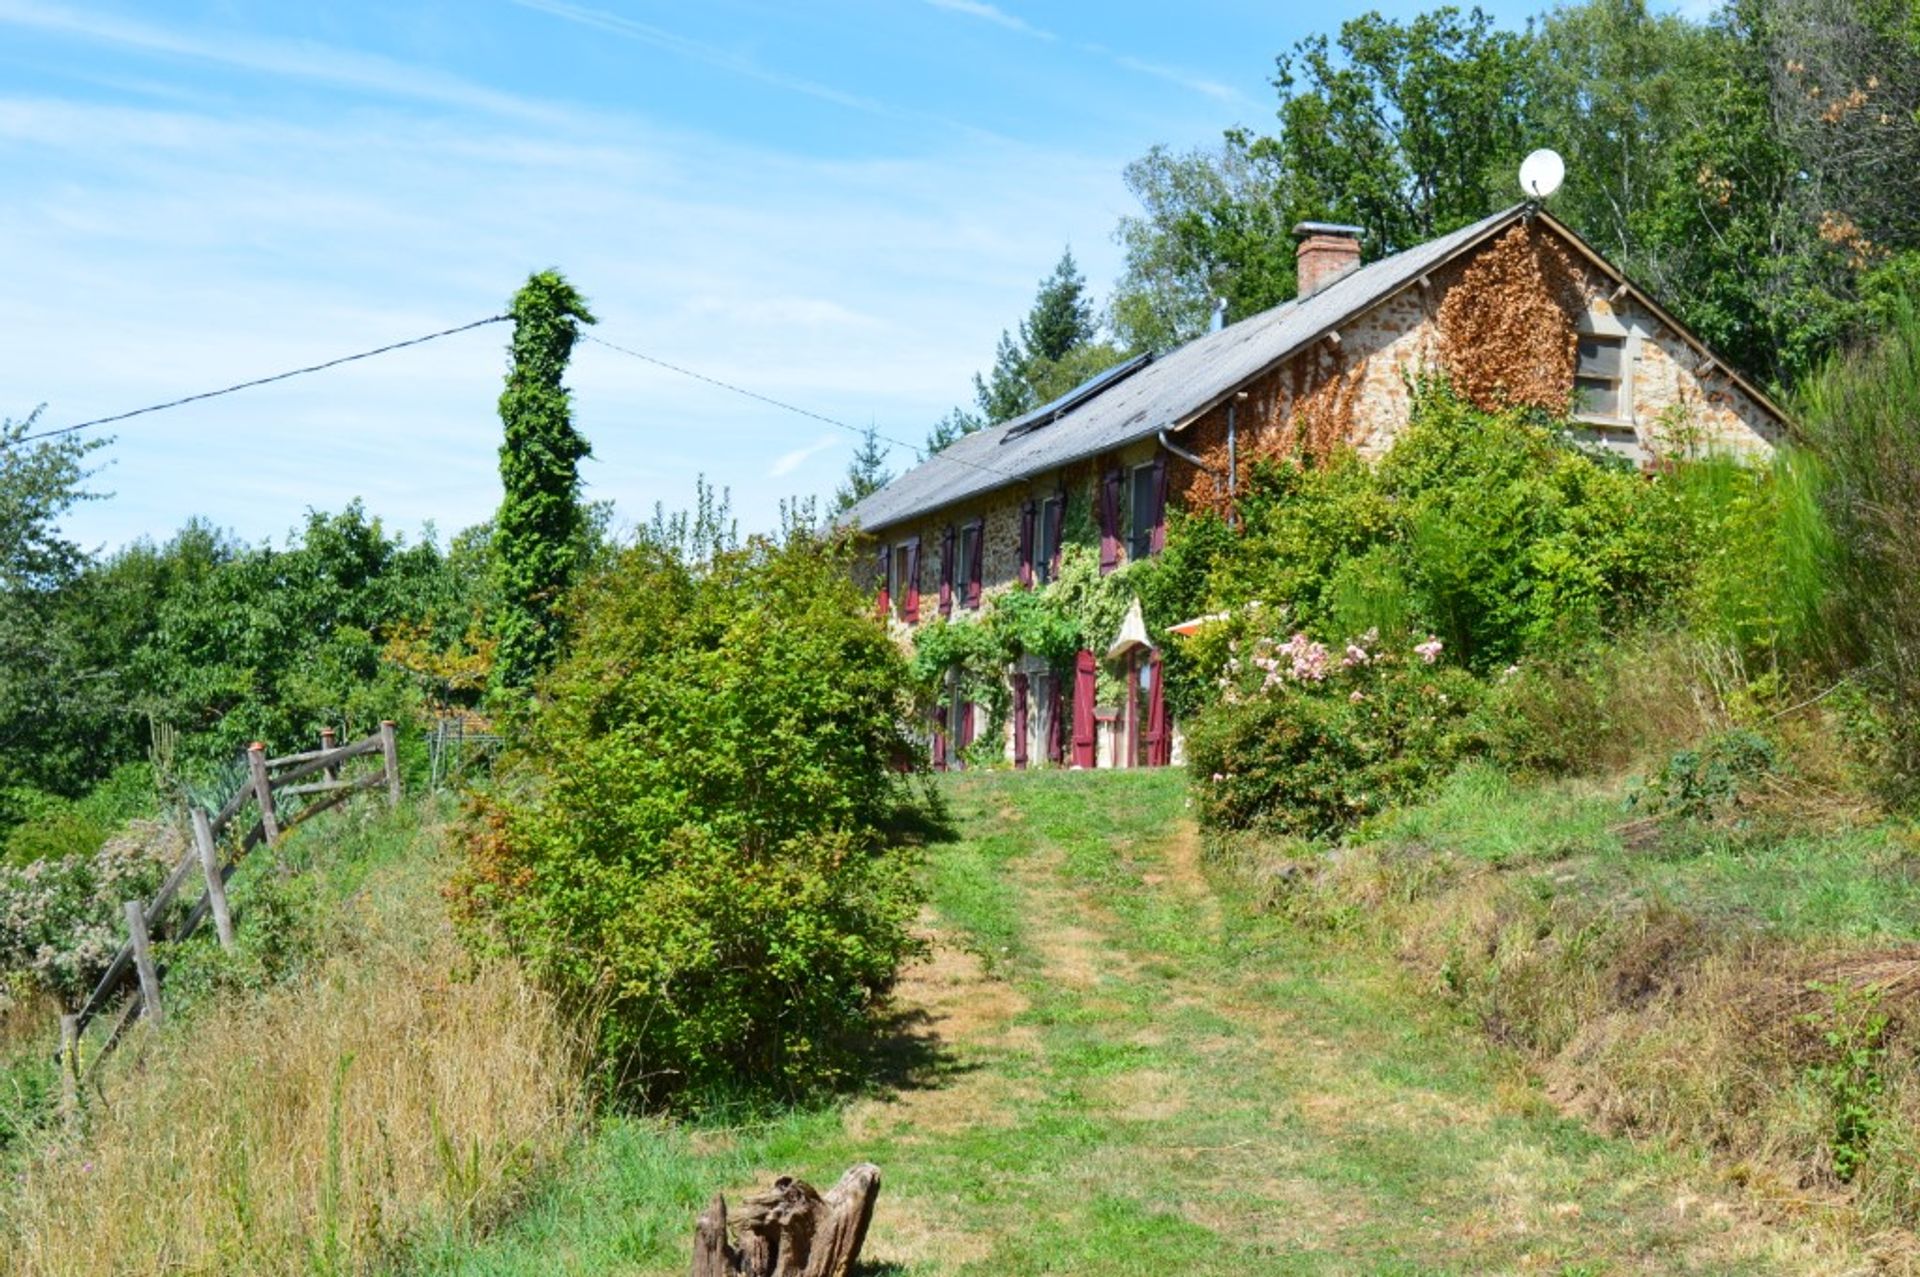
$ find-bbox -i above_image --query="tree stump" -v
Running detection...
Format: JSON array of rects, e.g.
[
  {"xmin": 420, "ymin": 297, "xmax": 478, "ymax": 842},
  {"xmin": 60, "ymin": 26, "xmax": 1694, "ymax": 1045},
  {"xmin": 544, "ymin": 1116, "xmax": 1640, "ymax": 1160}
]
[{"xmin": 690, "ymin": 1163, "xmax": 881, "ymax": 1277}]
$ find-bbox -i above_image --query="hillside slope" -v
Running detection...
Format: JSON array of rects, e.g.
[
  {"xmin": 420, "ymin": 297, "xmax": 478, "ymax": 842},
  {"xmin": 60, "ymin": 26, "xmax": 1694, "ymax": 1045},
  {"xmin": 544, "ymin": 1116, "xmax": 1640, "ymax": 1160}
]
[{"xmin": 415, "ymin": 770, "xmax": 1865, "ymax": 1275}]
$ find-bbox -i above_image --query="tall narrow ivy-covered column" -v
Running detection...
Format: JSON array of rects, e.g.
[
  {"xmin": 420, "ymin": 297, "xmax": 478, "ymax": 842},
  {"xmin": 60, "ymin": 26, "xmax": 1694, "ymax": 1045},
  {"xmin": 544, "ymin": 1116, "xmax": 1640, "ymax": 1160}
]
[{"xmin": 491, "ymin": 271, "xmax": 596, "ymax": 693}]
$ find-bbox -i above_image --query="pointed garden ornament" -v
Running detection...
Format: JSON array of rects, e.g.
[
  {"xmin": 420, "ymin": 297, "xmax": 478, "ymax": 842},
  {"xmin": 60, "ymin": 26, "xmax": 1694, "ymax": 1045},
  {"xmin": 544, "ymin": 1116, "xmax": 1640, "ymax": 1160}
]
[{"xmin": 1105, "ymin": 595, "xmax": 1152, "ymax": 663}]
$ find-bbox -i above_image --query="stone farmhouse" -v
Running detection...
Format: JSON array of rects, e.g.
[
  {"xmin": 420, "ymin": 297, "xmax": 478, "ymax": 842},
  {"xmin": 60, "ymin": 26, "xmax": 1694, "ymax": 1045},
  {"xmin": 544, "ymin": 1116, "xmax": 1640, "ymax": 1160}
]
[{"xmin": 843, "ymin": 203, "xmax": 1789, "ymax": 772}]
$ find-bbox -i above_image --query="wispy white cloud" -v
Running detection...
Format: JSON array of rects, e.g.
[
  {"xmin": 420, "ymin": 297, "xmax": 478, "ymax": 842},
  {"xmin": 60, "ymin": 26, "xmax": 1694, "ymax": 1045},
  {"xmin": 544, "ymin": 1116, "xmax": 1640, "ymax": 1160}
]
[
  {"xmin": 923, "ymin": 0, "xmax": 1055, "ymax": 40},
  {"xmin": 919, "ymin": 1, "xmax": 1249, "ymax": 107},
  {"xmin": 1101, "ymin": 50, "xmax": 1247, "ymax": 105},
  {"xmin": 0, "ymin": 0, "xmax": 568, "ymax": 122},
  {"xmin": 511, "ymin": 0, "xmax": 893, "ymax": 115},
  {"xmin": 769, "ymin": 432, "xmax": 844, "ymax": 478}
]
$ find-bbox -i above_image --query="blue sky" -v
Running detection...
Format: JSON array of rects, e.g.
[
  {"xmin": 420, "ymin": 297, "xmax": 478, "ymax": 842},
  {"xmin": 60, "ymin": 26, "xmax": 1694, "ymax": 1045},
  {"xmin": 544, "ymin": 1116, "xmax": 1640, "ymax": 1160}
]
[{"xmin": 5, "ymin": 0, "xmax": 1577, "ymax": 552}]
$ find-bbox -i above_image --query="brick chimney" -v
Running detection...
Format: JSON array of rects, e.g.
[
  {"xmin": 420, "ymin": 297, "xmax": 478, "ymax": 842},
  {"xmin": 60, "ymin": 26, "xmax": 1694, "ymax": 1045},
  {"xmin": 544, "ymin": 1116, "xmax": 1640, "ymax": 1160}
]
[{"xmin": 1293, "ymin": 222, "xmax": 1364, "ymax": 298}]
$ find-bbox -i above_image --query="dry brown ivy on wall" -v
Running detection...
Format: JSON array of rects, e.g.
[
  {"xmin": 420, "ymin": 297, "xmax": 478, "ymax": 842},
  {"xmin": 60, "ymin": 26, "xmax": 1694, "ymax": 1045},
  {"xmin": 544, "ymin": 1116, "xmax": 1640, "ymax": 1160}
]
[
  {"xmin": 1168, "ymin": 349, "xmax": 1367, "ymax": 521},
  {"xmin": 1435, "ymin": 221, "xmax": 1586, "ymax": 414}
]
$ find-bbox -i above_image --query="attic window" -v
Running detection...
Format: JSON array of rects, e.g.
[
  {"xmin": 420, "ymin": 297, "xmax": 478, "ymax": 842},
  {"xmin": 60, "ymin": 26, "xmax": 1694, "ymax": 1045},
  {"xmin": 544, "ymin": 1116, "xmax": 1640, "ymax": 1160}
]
[{"xmin": 1575, "ymin": 333, "xmax": 1626, "ymax": 421}]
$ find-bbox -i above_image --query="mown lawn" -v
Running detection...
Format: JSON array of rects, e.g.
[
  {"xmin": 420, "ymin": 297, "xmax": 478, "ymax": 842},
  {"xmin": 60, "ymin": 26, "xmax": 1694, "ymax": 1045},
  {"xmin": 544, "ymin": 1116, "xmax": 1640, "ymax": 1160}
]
[{"xmin": 405, "ymin": 769, "xmax": 1864, "ymax": 1275}]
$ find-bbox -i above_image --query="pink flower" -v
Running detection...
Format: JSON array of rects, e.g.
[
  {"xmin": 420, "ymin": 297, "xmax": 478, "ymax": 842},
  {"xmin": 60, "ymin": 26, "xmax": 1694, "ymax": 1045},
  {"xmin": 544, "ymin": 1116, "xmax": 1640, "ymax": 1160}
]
[
  {"xmin": 1282, "ymin": 632, "xmax": 1329, "ymax": 682},
  {"xmin": 1211, "ymin": 772, "xmax": 1225, "ymax": 782},
  {"xmin": 1349, "ymin": 690, "xmax": 1366, "ymax": 703},
  {"xmin": 1342, "ymin": 643, "xmax": 1371, "ymax": 668},
  {"xmin": 1414, "ymin": 637, "xmax": 1443, "ymax": 665}
]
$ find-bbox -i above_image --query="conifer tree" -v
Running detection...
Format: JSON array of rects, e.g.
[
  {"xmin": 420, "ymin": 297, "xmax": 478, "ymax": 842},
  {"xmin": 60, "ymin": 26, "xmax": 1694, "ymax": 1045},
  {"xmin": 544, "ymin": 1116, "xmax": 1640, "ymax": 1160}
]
[
  {"xmin": 834, "ymin": 425, "xmax": 894, "ymax": 512},
  {"xmin": 1022, "ymin": 249, "xmax": 1096, "ymax": 363},
  {"xmin": 925, "ymin": 247, "xmax": 1116, "ymax": 453},
  {"xmin": 491, "ymin": 270, "xmax": 595, "ymax": 693}
]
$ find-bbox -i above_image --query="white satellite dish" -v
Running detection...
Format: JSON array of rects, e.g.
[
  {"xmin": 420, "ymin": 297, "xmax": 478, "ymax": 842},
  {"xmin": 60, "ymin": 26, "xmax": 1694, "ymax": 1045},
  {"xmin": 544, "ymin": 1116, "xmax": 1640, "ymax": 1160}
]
[{"xmin": 1519, "ymin": 149, "xmax": 1565, "ymax": 200}]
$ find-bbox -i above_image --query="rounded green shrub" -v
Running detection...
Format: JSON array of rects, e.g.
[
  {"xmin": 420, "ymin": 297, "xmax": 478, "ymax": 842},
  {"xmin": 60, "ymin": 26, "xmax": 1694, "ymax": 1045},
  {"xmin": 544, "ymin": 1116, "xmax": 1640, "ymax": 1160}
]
[{"xmin": 455, "ymin": 532, "xmax": 928, "ymax": 1103}]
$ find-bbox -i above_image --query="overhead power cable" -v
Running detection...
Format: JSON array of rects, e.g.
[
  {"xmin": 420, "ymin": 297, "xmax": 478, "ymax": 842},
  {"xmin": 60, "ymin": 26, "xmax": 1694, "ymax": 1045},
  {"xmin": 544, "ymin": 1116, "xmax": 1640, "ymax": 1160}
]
[
  {"xmin": 583, "ymin": 332, "xmax": 1020, "ymax": 484},
  {"xmin": 18, "ymin": 315, "xmax": 511, "ymax": 444}
]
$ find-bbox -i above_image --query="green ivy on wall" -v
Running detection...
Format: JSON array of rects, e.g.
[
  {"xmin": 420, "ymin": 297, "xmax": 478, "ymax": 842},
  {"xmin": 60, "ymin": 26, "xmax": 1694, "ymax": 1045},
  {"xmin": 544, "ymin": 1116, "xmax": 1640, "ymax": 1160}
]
[{"xmin": 903, "ymin": 488, "xmax": 1233, "ymax": 760}]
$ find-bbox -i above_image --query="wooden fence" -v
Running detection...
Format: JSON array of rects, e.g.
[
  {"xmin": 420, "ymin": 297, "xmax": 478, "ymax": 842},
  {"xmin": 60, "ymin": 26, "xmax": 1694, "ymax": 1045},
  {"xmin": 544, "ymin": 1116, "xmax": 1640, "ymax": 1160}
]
[{"xmin": 56, "ymin": 723, "xmax": 401, "ymax": 1115}]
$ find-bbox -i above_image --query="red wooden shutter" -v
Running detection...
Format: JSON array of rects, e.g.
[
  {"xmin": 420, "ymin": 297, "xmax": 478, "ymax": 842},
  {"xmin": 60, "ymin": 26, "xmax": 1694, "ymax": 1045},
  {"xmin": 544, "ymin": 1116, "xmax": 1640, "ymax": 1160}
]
[
  {"xmin": 1147, "ymin": 651, "xmax": 1169, "ymax": 766},
  {"xmin": 1048, "ymin": 676, "xmax": 1065, "ymax": 763},
  {"xmin": 1011, "ymin": 673, "xmax": 1029, "ymax": 770},
  {"xmin": 1046, "ymin": 493, "xmax": 1064, "ymax": 580},
  {"xmin": 930, "ymin": 706, "xmax": 948, "ymax": 772},
  {"xmin": 1018, "ymin": 502, "xmax": 1036, "ymax": 587},
  {"xmin": 874, "ymin": 544, "xmax": 890, "ymax": 618},
  {"xmin": 939, "ymin": 525, "xmax": 955, "ymax": 618},
  {"xmin": 1148, "ymin": 453, "xmax": 1169, "ymax": 556},
  {"xmin": 966, "ymin": 520, "xmax": 985, "ymax": 609},
  {"xmin": 903, "ymin": 538, "xmax": 922, "ymax": 624},
  {"xmin": 957, "ymin": 700, "xmax": 976, "ymax": 752},
  {"xmin": 1071, "ymin": 649, "xmax": 1097, "ymax": 768},
  {"xmin": 1099, "ymin": 468, "xmax": 1122, "ymax": 575}
]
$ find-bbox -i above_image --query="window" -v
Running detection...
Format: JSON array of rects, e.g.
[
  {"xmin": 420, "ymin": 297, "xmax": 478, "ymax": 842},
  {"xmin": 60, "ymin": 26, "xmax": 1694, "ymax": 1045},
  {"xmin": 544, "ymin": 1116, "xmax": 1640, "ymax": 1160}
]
[
  {"xmin": 890, "ymin": 543, "xmax": 911, "ymax": 618},
  {"xmin": 1036, "ymin": 496, "xmax": 1062, "ymax": 585},
  {"xmin": 1128, "ymin": 463, "xmax": 1156, "ymax": 561},
  {"xmin": 955, "ymin": 523, "xmax": 979, "ymax": 609},
  {"xmin": 1575, "ymin": 333, "xmax": 1626, "ymax": 420}
]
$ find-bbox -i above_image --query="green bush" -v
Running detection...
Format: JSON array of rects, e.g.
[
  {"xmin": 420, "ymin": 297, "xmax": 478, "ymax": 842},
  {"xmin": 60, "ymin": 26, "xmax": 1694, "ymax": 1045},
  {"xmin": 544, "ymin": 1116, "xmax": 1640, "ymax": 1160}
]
[
  {"xmin": 456, "ymin": 531, "xmax": 928, "ymax": 1102},
  {"xmin": 2, "ymin": 762, "xmax": 158, "ymax": 868},
  {"xmin": 1800, "ymin": 291, "xmax": 1920, "ymax": 799},
  {"xmin": 1186, "ymin": 631, "xmax": 1486, "ymax": 838},
  {"xmin": 1205, "ymin": 386, "xmax": 1695, "ymax": 675}
]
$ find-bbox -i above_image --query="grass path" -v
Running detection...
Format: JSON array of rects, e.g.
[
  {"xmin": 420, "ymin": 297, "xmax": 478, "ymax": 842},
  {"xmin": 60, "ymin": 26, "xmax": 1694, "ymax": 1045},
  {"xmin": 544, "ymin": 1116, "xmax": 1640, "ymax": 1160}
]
[{"xmin": 412, "ymin": 770, "xmax": 1866, "ymax": 1275}]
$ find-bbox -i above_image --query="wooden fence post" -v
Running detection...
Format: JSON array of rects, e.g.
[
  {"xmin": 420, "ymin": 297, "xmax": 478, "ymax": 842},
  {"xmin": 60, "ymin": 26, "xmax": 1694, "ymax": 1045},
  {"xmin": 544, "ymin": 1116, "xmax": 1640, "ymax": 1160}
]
[
  {"xmin": 124, "ymin": 900, "xmax": 163, "ymax": 1030},
  {"xmin": 248, "ymin": 742, "xmax": 280, "ymax": 845},
  {"xmin": 58, "ymin": 1014, "xmax": 80, "ymax": 1129},
  {"xmin": 320, "ymin": 726, "xmax": 339, "ymax": 784},
  {"xmin": 380, "ymin": 721, "xmax": 402, "ymax": 807},
  {"xmin": 191, "ymin": 807, "xmax": 235, "ymax": 953}
]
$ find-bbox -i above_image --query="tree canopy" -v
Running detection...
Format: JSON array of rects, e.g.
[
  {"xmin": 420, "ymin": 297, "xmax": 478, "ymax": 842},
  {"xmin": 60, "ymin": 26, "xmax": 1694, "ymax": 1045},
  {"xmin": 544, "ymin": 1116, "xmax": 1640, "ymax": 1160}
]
[{"xmin": 1108, "ymin": 0, "xmax": 1919, "ymax": 389}]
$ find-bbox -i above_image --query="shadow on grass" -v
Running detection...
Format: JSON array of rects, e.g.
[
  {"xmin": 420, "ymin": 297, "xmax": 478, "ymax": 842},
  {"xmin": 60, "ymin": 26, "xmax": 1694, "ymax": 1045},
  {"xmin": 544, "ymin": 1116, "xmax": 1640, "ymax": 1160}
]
[
  {"xmin": 851, "ymin": 997, "xmax": 976, "ymax": 1101},
  {"xmin": 882, "ymin": 779, "xmax": 961, "ymax": 849}
]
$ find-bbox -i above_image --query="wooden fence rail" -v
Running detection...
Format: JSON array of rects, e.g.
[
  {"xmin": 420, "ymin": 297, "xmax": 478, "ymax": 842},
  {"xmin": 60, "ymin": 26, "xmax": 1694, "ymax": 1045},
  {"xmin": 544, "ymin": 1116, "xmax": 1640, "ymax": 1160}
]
[{"xmin": 63, "ymin": 722, "xmax": 401, "ymax": 1092}]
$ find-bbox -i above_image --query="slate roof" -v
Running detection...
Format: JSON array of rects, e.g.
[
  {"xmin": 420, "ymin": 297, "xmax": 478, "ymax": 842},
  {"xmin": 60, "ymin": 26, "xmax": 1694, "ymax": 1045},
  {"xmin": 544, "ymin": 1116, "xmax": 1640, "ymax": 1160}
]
[{"xmin": 842, "ymin": 204, "xmax": 1530, "ymax": 535}]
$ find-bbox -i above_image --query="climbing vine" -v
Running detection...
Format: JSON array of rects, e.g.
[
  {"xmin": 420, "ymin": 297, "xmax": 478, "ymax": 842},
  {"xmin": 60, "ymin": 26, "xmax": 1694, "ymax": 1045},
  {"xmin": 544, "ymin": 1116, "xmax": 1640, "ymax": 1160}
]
[{"xmin": 491, "ymin": 270, "xmax": 596, "ymax": 693}]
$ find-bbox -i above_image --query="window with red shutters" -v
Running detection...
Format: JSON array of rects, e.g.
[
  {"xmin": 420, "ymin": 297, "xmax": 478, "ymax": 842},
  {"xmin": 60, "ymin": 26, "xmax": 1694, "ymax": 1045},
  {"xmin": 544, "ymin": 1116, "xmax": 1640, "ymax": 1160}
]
[
  {"xmin": 1147, "ymin": 454, "xmax": 1169, "ymax": 556},
  {"xmin": 1099, "ymin": 468, "xmax": 1122, "ymax": 575},
  {"xmin": 1011, "ymin": 673, "xmax": 1030, "ymax": 769},
  {"xmin": 939, "ymin": 524, "xmax": 955, "ymax": 618},
  {"xmin": 1036, "ymin": 495, "xmax": 1063, "ymax": 585},
  {"xmin": 902, "ymin": 538, "xmax": 922, "ymax": 623},
  {"xmin": 964, "ymin": 519, "xmax": 985, "ymax": 609},
  {"xmin": 1018, "ymin": 501, "xmax": 1036, "ymax": 587}
]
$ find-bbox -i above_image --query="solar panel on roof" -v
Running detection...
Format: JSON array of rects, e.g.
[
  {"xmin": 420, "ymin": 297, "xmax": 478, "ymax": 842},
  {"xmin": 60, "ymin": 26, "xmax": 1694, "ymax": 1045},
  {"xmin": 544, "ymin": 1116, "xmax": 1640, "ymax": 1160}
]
[{"xmin": 1001, "ymin": 352, "xmax": 1154, "ymax": 442}]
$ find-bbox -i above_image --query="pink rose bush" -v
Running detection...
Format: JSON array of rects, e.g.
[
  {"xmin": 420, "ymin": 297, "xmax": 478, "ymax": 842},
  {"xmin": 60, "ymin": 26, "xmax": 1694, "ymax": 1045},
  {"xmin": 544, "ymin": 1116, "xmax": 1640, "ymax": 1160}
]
[{"xmin": 1189, "ymin": 629, "xmax": 1489, "ymax": 838}]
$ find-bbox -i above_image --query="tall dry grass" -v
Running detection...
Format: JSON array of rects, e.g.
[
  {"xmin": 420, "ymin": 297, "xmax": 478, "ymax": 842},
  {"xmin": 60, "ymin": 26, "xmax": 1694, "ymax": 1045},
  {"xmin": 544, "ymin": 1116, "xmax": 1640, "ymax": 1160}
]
[{"xmin": 0, "ymin": 812, "xmax": 583, "ymax": 1276}]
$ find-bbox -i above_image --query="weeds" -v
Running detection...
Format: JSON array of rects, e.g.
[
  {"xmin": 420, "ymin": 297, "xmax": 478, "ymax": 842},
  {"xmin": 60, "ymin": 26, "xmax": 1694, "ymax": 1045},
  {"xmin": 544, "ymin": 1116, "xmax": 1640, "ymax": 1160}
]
[{"xmin": 1804, "ymin": 981, "xmax": 1891, "ymax": 1183}]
